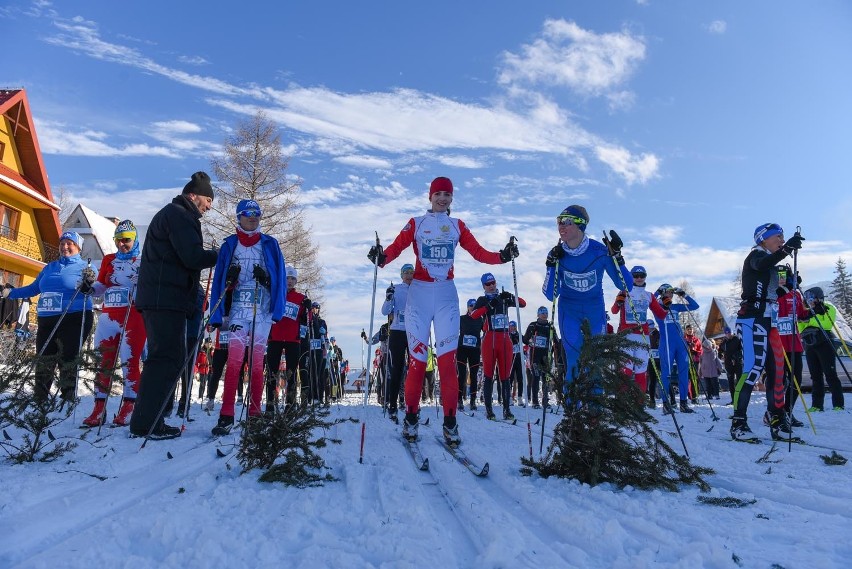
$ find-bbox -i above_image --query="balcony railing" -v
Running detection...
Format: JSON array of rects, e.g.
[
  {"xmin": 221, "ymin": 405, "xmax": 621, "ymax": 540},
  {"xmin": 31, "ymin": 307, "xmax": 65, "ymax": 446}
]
[{"xmin": 0, "ymin": 225, "xmax": 59, "ymax": 263}]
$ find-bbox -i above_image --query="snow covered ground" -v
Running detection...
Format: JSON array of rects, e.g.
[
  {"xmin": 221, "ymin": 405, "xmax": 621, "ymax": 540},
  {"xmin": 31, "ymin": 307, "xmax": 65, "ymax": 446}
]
[{"xmin": 1, "ymin": 391, "xmax": 850, "ymax": 569}]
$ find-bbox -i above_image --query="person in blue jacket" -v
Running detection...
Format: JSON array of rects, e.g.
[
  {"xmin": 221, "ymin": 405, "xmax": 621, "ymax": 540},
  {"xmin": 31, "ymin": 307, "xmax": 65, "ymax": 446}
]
[
  {"xmin": 208, "ymin": 199, "xmax": 286, "ymax": 435},
  {"xmin": 542, "ymin": 205, "xmax": 633, "ymax": 391},
  {"xmin": 3, "ymin": 231, "xmax": 95, "ymax": 404},
  {"xmin": 653, "ymin": 284, "xmax": 700, "ymax": 414}
]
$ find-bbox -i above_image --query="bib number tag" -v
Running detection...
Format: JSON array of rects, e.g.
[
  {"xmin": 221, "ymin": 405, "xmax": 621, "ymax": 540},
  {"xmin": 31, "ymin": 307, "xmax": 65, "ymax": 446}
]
[
  {"xmin": 396, "ymin": 312, "xmax": 405, "ymax": 325},
  {"xmin": 421, "ymin": 239, "xmax": 454, "ymax": 265},
  {"xmin": 299, "ymin": 325, "xmax": 307, "ymax": 339},
  {"xmin": 490, "ymin": 313, "xmax": 508, "ymax": 330},
  {"xmin": 513, "ymin": 343, "xmax": 521, "ymax": 354},
  {"xmin": 37, "ymin": 292, "xmax": 63, "ymax": 313},
  {"xmin": 283, "ymin": 301, "xmax": 299, "ymax": 321},
  {"xmin": 310, "ymin": 338, "xmax": 322, "ymax": 350},
  {"xmin": 219, "ymin": 330, "xmax": 230, "ymax": 344},
  {"xmin": 650, "ymin": 349, "xmax": 659, "ymax": 359},
  {"xmin": 777, "ymin": 316, "xmax": 793, "ymax": 335},
  {"xmin": 104, "ymin": 287, "xmax": 129, "ymax": 308},
  {"xmin": 462, "ymin": 335, "xmax": 478, "ymax": 348},
  {"xmin": 534, "ymin": 335, "xmax": 548, "ymax": 348},
  {"xmin": 234, "ymin": 287, "xmax": 259, "ymax": 307},
  {"xmin": 768, "ymin": 303, "xmax": 779, "ymax": 326}
]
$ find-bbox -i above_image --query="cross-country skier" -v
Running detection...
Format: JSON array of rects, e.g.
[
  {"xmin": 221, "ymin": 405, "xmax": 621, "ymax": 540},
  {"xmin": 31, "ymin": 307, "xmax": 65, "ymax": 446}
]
[
  {"xmin": 653, "ymin": 284, "xmax": 700, "ymax": 414},
  {"xmin": 367, "ymin": 176, "xmax": 517, "ymax": 445},
  {"xmin": 471, "ymin": 273, "xmax": 526, "ymax": 420},
  {"xmin": 380, "ymin": 263, "xmax": 414, "ymax": 421},
  {"xmin": 208, "ymin": 200, "xmax": 286, "ymax": 436},
  {"xmin": 457, "ymin": 298, "xmax": 483, "ymax": 410},
  {"xmin": 542, "ymin": 205, "xmax": 633, "ymax": 392},
  {"xmin": 82, "ymin": 220, "xmax": 146, "ymax": 427},
  {"xmin": 775, "ymin": 265, "xmax": 808, "ymax": 426},
  {"xmin": 732, "ymin": 223, "xmax": 804, "ymax": 441},
  {"xmin": 610, "ymin": 266, "xmax": 667, "ymax": 399},
  {"xmin": 522, "ymin": 306, "xmax": 561, "ymax": 409},
  {"xmin": 266, "ymin": 265, "xmax": 312, "ymax": 410}
]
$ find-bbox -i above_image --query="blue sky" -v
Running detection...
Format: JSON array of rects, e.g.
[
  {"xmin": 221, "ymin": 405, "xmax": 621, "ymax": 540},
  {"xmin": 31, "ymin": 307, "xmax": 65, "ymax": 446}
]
[{"xmin": 4, "ymin": 1, "xmax": 852, "ymax": 364}]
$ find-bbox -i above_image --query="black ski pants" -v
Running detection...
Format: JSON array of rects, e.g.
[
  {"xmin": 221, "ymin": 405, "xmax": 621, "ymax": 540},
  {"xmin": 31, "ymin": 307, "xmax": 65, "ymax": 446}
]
[{"xmin": 34, "ymin": 310, "xmax": 94, "ymax": 402}]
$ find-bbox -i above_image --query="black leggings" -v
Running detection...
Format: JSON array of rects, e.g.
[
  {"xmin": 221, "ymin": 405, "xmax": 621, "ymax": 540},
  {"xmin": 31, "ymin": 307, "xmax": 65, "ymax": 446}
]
[
  {"xmin": 456, "ymin": 347, "xmax": 480, "ymax": 402},
  {"xmin": 35, "ymin": 310, "xmax": 94, "ymax": 401}
]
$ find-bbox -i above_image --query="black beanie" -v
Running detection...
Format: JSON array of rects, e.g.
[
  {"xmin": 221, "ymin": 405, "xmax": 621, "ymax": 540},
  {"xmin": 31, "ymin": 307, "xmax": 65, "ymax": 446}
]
[{"xmin": 182, "ymin": 171, "xmax": 214, "ymax": 199}]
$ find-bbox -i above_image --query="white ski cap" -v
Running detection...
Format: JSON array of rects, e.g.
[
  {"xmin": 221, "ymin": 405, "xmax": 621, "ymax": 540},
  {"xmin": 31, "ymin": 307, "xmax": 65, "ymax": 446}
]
[{"xmin": 286, "ymin": 265, "xmax": 298, "ymax": 279}]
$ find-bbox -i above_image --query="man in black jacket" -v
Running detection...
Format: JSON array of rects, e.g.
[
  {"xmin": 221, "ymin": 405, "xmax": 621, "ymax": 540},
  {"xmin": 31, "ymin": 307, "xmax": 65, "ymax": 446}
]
[{"xmin": 129, "ymin": 171, "xmax": 219, "ymax": 440}]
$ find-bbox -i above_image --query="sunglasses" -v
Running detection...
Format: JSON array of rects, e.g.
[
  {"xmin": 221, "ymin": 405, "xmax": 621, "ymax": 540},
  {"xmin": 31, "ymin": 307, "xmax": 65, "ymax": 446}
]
[
  {"xmin": 483, "ymin": 281, "xmax": 496, "ymax": 286},
  {"xmin": 557, "ymin": 214, "xmax": 586, "ymax": 227},
  {"xmin": 632, "ymin": 273, "xmax": 647, "ymax": 279},
  {"xmin": 114, "ymin": 237, "xmax": 134, "ymax": 244},
  {"xmin": 238, "ymin": 210, "xmax": 261, "ymax": 218}
]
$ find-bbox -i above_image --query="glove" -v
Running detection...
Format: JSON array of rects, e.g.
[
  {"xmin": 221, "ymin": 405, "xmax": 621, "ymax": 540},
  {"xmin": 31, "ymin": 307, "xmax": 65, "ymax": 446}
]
[
  {"xmin": 302, "ymin": 297, "xmax": 313, "ymax": 310},
  {"xmin": 207, "ymin": 323, "xmax": 221, "ymax": 332},
  {"xmin": 783, "ymin": 232, "xmax": 804, "ymax": 253},
  {"xmin": 1, "ymin": 285, "xmax": 11, "ymax": 299},
  {"xmin": 499, "ymin": 291, "xmax": 513, "ymax": 301},
  {"xmin": 226, "ymin": 264, "xmax": 241, "ymax": 286},
  {"xmin": 77, "ymin": 267, "xmax": 97, "ymax": 295},
  {"xmin": 661, "ymin": 296, "xmax": 672, "ymax": 308},
  {"xmin": 603, "ymin": 230, "xmax": 624, "ymax": 256},
  {"xmin": 487, "ymin": 296, "xmax": 500, "ymax": 310},
  {"xmin": 776, "ymin": 285, "xmax": 792, "ymax": 297},
  {"xmin": 812, "ymin": 303, "xmax": 827, "ymax": 315},
  {"xmin": 499, "ymin": 240, "xmax": 519, "ymax": 263},
  {"xmin": 360, "ymin": 329, "xmax": 368, "ymax": 341},
  {"xmin": 545, "ymin": 242, "xmax": 564, "ymax": 268},
  {"xmin": 385, "ymin": 284, "xmax": 395, "ymax": 301},
  {"xmin": 367, "ymin": 245, "xmax": 386, "ymax": 267},
  {"xmin": 615, "ymin": 291, "xmax": 627, "ymax": 306},
  {"xmin": 673, "ymin": 287, "xmax": 686, "ymax": 297},
  {"xmin": 252, "ymin": 265, "xmax": 271, "ymax": 288}
]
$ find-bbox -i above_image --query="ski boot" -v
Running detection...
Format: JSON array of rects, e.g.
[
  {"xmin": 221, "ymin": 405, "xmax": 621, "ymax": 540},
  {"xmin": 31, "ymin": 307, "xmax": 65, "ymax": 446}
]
[
  {"xmin": 469, "ymin": 394, "xmax": 478, "ymax": 411},
  {"xmin": 679, "ymin": 400, "xmax": 695, "ymax": 414},
  {"xmin": 211, "ymin": 415, "xmax": 235, "ymax": 436},
  {"xmin": 457, "ymin": 399, "xmax": 464, "ymax": 412},
  {"xmin": 789, "ymin": 415, "xmax": 804, "ymax": 427},
  {"xmin": 768, "ymin": 413, "xmax": 793, "ymax": 441},
  {"xmin": 443, "ymin": 416, "xmax": 461, "ymax": 447},
  {"xmin": 112, "ymin": 398, "xmax": 135, "ymax": 426},
  {"xmin": 662, "ymin": 400, "xmax": 676, "ymax": 415},
  {"xmin": 503, "ymin": 408, "xmax": 515, "ymax": 421},
  {"xmin": 81, "ymin": 399, "xmax": 107, "ymax": 427},
  {"xmin": 131, "ymin": 420, "xmax": 181, "ymax": 440},
  {"xmin": 388, "ymin": 405, "xmax": 399, "ymax": 424},
  {"xmin": 203, "ymin": 398, "xmax": 215, "ymax": 412},
  {"xmin": 402, "ymin": 412, "xmax": 419, "ymax": 441},
  {"xmin": 730, "ymin": 416, "xmax": 755, "ymax": 441}
]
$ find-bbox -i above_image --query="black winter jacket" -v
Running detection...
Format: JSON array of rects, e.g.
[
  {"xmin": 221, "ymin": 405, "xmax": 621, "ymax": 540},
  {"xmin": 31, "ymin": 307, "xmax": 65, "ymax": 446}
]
[{"xmin": 136, "ymin": 195, "xmax": 218, "ymax": 314}]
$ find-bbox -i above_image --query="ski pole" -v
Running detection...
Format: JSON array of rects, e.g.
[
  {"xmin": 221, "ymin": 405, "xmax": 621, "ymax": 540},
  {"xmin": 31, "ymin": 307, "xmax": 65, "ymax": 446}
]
[
  {"xmin": 72, "ymin": 258, "xmax": 94, "ymax": 421},
  {"xmin": 97, "ymin": 283, "xmax": 137, "ymax": 436},
  {"xmin": 541, "ymin": 261, "xmax": 559, "ymax": 455},
  {"xmin": 680, "ymin": 306, "xmax": 721, "ymax": 421},
  {"xmin": 139, "ymin": 277, "xmax": 233, "ymax": 449},
  {"xmin": 360, "ymin": 232, "xmax": 381, "ymax": 464},
  {"xmin": 508, "ymin": 236, "xmax": 533, "ymax": 461},
  {"xmin": 608, "ymin": 250, "xmax": 689, "ymax": 457}
]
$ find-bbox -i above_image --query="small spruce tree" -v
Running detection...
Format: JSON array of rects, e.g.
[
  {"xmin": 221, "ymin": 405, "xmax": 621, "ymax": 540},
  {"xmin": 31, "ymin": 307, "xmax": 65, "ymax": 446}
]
[
  {"xmin": 237, "ymin": 404, "xmax": 355, "ymax": 487},
  {"xmin": 830, "ymin": 257, "xmax": 852, "ymax": 322},
  {"xmin": 521, "ymin": 321, "xmax": 714, "ymax": 491}
]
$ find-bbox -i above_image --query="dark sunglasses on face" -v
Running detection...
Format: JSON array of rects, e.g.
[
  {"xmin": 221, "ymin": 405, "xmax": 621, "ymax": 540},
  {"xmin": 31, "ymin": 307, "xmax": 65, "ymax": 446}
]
[{"xmin": 632, "ymin": 273, "xmax": 647, "ymax": 279}]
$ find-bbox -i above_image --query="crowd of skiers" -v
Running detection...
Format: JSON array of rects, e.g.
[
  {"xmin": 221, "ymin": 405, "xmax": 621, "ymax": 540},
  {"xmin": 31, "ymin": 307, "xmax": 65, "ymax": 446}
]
[
  {"xmin": 2, "ymin": 171, "xmax": 347, "ymax": 441},
  {"xmin": 2, "ymin": 172, "xmax": 848, "ymax": 448},
  {"xmin": 363, "ymin": 178, "xmax": 847, "ymax": 447}
]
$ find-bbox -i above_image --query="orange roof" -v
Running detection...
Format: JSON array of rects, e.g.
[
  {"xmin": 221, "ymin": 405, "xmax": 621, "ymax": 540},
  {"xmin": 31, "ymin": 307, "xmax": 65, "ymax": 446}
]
[{"xmin": 0, "ymin": 89, "xmax": 61, "ymax": 245}]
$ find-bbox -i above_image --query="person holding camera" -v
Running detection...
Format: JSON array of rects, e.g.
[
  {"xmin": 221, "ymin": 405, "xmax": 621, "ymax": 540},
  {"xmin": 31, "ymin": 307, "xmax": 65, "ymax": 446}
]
[{"xmin": 799, "ymin": 286, "xmax": 845, "ymax": 412}]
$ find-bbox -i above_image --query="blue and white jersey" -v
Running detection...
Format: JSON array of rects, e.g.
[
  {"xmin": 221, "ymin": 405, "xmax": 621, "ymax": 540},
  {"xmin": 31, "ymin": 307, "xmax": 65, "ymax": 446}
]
[
  {"xmin": 542, "ymin": 237, "xmax": 633, "ymax": 307},
  {"xmin": 381, "ymin": 282, "xmax": 409, "ymax": 332}
]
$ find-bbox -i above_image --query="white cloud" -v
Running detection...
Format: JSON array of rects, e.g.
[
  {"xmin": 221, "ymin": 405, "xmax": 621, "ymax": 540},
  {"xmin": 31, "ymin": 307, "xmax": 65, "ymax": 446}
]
[
  {"xmin": 37, "ymin": 120, "xmax": 178, "ymax": 158},
  {"xmin": 177, "ymin": 54, "xmax": 209, "ymax": 65},
  {"xmin": 499, "ymin": 19, "xmax": 646, "ymax": 99},
  {"xmin": 707, "ymin": 20, "xmax": 727, "ymax": 35},
  {"xmin": 333, "ymin": 155, "xmax": 394, "ymax": 170},
  {"xmin": 594, "ymin": 145, "xmax": 660, "ymax": 185}
]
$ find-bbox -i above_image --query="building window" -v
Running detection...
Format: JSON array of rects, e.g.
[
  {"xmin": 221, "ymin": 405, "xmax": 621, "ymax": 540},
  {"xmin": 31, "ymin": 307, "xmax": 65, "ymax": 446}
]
[
  {"xmin": 1, "ymin": 269, "xmax": 23, "ymax": 287},
  {"xmin": 0, "ymin": 141, "xmax": 5, "ymax": 161},
  {"xmin": 1, "ymin": 202, "xmax": 21, "ymax": 240}
]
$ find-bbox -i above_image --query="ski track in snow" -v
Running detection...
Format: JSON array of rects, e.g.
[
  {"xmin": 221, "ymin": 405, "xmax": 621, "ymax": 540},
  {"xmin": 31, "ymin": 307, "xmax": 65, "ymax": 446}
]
[{"xmin": 1, "ymin": 392, "xmax": 851, "ymax": 568}]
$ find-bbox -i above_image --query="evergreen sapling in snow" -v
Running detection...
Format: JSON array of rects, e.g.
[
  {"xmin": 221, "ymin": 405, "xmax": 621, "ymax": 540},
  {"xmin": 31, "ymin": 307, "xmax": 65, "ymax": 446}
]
[{"xmin": 521, "ymin": 321, "xmax": 714, "ymax": 491}]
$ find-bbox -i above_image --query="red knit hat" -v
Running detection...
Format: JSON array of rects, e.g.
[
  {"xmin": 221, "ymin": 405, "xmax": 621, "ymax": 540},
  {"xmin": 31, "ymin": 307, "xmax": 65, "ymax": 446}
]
[{"xmin": 429, "ymin": 176, "xmax": 454, "ymax": 197}]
